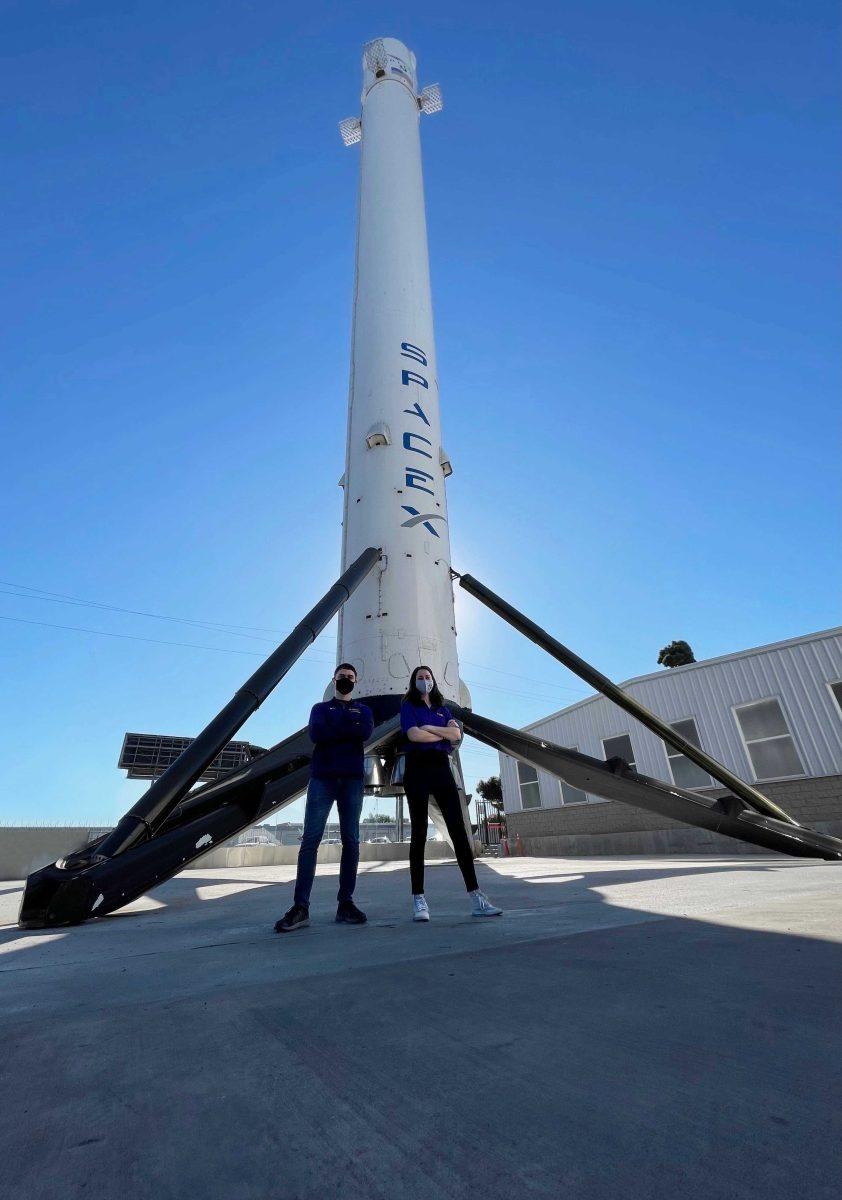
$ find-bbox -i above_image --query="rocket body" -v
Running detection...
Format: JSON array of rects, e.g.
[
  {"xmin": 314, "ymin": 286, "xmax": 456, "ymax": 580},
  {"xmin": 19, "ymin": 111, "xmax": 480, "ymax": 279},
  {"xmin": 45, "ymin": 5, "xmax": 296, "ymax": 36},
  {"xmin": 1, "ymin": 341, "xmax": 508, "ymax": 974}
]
[{"xmin": 338, "ymin": 39, "xmax": 461, "ymax": 718}]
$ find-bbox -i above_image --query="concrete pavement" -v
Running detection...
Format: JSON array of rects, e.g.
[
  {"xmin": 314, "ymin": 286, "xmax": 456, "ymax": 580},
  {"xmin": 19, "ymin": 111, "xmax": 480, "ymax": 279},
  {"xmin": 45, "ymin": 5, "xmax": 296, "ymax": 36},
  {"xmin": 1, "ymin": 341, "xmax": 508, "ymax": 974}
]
[{"xmin": 2, "ymin": 855, "xmax": 841, "ymax": 1199}]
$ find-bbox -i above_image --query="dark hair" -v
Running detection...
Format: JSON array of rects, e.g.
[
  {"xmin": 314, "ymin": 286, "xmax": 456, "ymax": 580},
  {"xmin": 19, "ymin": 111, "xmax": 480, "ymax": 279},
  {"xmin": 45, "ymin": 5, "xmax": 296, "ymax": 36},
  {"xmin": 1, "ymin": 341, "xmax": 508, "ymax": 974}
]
[
  {"xmin": 334, "ymin": 663, "xmax": 357, "ymax": 678},
  {"xmin": 403, "ymin": 665, "xmax": 444, "ymax": 708}
]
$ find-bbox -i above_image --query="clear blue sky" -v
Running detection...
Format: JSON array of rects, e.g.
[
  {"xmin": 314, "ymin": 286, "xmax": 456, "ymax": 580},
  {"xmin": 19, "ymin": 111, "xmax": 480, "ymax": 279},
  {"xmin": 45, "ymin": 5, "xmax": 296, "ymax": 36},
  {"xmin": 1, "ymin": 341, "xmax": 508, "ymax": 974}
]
[{"xmin": 1, "ymin": 0, "xmax": 839, "ymax": 826}]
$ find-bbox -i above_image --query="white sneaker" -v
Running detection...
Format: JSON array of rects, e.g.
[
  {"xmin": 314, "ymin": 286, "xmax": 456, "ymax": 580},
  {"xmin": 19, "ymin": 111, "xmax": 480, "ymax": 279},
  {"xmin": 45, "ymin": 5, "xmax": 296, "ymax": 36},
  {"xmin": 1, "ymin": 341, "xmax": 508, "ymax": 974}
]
[
  {"xmin": 470, "ymin": 889, "xmax": 502, "ymax": 918},
  {"xmin": 413, "ymin": 894, "xmax": 430, "ymax": 922}
]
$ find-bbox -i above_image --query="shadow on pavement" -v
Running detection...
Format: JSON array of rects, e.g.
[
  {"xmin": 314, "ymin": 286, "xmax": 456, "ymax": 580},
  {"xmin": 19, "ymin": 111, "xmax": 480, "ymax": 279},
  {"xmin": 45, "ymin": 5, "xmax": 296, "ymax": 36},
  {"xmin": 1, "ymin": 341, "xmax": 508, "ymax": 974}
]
[
  {"xmin": 1, "ymin": 855, "xmax": 840, "ymax": 1200},
  {"xmin": 0, "ymin": 855, "xmax": 824, "ymax": 961}
]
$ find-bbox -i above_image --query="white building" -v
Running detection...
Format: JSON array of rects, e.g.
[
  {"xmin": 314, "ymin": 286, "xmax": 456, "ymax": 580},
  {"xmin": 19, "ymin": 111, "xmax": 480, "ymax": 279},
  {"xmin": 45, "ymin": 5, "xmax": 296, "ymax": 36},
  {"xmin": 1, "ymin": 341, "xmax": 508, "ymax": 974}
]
[{"xmin": 499, "ymin": 628, "xmax": 842, "ymax": 856}]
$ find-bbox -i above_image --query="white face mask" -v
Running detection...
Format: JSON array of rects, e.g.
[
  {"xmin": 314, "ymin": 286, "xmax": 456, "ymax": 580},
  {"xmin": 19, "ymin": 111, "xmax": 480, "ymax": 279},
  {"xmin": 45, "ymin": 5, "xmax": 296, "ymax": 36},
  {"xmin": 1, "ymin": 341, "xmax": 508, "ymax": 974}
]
[{"xmin": 417, "ymin": 679, "xmax": 433, "ymax": 694}]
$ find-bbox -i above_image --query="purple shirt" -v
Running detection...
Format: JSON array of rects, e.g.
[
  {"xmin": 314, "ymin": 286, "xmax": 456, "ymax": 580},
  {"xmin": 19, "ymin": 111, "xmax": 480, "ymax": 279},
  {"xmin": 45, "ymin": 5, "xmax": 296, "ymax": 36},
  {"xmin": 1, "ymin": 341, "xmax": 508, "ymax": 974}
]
[{"xmin": 400, "ymin": 700, "xmax": 454, "ymax": 755}]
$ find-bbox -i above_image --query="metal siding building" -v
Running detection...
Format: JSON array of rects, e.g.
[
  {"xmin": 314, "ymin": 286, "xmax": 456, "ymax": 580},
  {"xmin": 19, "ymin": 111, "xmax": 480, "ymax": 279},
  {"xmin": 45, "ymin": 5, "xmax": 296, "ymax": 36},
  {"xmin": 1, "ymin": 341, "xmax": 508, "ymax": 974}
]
[{"xmin": 499, "ymin": 629, "xmax": 842, "ymax": 855}]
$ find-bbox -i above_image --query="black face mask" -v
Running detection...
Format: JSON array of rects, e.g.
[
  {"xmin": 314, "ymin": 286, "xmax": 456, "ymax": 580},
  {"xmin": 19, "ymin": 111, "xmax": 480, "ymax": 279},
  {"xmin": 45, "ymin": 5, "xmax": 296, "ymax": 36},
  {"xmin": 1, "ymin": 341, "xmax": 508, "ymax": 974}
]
[{"xmin": 335, "ymin": 677, "xmax": 355, "ymax": 696}]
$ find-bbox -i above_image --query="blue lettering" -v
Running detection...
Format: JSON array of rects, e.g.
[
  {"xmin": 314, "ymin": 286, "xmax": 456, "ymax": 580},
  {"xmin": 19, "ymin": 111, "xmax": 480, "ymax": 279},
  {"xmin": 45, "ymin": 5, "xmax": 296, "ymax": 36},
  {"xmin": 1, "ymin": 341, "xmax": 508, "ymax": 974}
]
[
  {"xmin": 405, "ymin": 468, "xmax": 435, "ymax": 496},
  {"xmin": 401, "ymin": 369, "xmax": 428, "ymax": 389},
  {"xmin": 403, "ymin": 431, "xmax": 432, "ymax": 458},
  {"xmin": 401, "ymin": 342, "xmax": 428, "ymax": 366},
  {"xmin": 403, "ymin": 401, "xmax": 430, "ymax": 426}
]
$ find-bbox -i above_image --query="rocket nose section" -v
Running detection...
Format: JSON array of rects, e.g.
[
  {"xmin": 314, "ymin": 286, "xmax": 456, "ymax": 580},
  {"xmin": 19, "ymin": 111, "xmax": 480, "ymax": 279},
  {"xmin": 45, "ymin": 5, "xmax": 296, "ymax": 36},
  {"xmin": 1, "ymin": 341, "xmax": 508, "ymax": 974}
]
[{"xmin": 362, "ymin": 37, "xmax": 418, "ymax": 94}]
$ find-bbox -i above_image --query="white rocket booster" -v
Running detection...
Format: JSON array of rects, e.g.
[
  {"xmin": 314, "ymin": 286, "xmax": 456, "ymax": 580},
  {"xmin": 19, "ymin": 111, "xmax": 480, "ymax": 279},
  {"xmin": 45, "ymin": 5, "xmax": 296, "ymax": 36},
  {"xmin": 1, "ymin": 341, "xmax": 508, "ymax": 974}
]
[{"xmin": 337, "ymin": 38, "xmax": 465, "ymax": 719}]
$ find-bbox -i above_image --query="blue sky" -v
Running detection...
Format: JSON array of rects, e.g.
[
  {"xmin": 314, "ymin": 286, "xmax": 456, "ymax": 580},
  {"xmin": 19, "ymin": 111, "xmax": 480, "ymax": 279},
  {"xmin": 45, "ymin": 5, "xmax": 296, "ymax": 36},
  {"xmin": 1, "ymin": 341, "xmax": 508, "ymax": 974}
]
[{"xmin": 1, "ymin": 0, "xmax": 839, "ymax": 826}]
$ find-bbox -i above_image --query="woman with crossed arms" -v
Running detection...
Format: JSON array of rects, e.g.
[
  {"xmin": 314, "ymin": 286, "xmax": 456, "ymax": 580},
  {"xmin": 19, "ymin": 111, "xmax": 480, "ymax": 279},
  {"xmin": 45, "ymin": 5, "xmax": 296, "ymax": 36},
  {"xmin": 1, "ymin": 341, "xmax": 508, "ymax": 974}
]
[{"xmin": 400, "ymin": 665, "xmax": 502, "ymax": 922}]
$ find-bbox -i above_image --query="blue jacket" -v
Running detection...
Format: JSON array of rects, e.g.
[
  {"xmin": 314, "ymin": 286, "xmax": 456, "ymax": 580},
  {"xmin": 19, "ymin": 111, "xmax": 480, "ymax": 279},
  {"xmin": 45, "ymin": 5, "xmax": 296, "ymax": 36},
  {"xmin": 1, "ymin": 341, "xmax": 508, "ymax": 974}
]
[
  {"xmin": 400, "ymin": 700, "xmax": 454, "ymax": 755},
  {"xmin": 308, "ymin": 698, "xmax": 375, "ymax": 781}
]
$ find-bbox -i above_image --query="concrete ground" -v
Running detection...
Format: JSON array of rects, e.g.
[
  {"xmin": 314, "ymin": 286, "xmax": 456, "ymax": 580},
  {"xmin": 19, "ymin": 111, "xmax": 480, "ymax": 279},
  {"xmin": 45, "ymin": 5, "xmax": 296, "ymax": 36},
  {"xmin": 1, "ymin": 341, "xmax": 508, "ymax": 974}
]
[{"xmin": 2, "ymin": 855, "xmax": 841, "ymax": 1200}]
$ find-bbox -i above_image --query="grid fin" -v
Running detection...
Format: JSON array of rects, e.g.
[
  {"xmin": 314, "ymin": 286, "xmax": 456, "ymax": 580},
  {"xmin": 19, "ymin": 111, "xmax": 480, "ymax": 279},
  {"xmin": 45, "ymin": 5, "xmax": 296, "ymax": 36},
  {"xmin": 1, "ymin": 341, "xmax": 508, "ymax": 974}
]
[
  {"xmin": 364, "ymin": 39, "xmax": 388, "ymax": 73},
  {"xmin": 338, "ymin": 117, "xmax": 362, "ymax": 146},
  {"xmin": 420, "ymin": 84, "xmax": 443, "ymax": 114}
]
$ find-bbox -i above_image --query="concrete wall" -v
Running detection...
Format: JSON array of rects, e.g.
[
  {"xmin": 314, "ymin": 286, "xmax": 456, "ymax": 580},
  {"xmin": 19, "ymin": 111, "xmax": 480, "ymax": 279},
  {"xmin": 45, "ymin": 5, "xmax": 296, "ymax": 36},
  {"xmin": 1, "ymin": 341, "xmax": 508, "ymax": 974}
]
[
  {"xmin": 195, "ymin": 840, "xmax": 452, "ymax": 869},
  {"xmin": 0, "ymin": 829, "xmax": 454, "ymax": 880},
  {"xmin": 6, "ymin": 775, "xmax": 839, "ymax": 876},
  {"xmin": 0, "ymin": 828, "xmax": 92, "ymax": 882},
  {"xmin": 505, "ymin": 775, "xmax": 842, "ymax": 857}
]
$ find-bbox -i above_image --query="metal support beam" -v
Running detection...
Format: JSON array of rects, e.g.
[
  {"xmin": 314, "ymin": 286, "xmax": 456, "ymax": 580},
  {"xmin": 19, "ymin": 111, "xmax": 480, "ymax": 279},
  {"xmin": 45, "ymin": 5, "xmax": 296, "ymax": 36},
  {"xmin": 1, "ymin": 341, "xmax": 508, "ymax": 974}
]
[
  {"xmin": 453, "ymin": 707, "xmax": 842, "ymax": 862},
  {"xmin": 66, "ymin": 546, "xmax": 382, "ymax": 869},
  {"xmin": 457, "ymin": 572, "xmax": 798, "ymax": 827},
  {"xmin": 18, "ymin": 716, "xmax": 400, "ymax": 928}
]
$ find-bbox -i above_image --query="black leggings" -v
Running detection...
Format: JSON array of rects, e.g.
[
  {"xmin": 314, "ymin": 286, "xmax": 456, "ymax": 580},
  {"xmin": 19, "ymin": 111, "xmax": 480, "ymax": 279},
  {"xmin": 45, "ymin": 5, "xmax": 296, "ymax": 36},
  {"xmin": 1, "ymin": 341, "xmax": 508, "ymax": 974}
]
[{"xmin": 403, "ymin": 753, "xmax": 478, "ymax": 894}]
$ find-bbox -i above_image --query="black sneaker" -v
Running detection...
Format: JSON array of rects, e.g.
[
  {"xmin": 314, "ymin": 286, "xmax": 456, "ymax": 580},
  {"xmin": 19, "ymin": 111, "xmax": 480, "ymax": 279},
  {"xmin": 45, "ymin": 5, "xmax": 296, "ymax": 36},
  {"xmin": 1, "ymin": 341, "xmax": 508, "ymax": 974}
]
[
  {"xmin": 274, "ymin": 903, "xmax": 310, "ymax": 933},
  {"xmin": 335, "ymin": 900, "xmax": 367, "ymax": 925}
]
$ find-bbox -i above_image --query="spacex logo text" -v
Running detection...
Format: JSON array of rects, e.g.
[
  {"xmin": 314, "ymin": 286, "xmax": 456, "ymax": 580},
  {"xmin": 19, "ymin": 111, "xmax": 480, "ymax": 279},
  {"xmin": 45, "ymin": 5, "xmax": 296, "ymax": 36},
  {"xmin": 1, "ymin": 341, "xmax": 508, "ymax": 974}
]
[{"xmin": 399, "ymin": 341, "xmax": 446, "ymax": 538}]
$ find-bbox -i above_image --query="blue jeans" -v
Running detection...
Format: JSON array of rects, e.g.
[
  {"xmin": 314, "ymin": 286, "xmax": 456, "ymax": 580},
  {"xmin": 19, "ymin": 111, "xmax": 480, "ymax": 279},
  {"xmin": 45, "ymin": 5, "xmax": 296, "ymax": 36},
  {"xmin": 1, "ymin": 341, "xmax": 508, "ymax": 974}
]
[{"xmin": 293, "ymin": 777, "xmax": 364, "ymax": 907}]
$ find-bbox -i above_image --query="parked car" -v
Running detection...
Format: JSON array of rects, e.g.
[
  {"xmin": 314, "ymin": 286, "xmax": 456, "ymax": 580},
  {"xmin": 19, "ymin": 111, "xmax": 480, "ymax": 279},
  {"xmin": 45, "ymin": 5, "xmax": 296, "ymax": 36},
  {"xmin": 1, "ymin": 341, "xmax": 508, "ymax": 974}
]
[
  {"xmin": 323, "ymin": 838, "xmax": 341, "ymax": 845},
  {"xmin": 366, "ymin": 836, "xmax": 392, "ymax": 844}
]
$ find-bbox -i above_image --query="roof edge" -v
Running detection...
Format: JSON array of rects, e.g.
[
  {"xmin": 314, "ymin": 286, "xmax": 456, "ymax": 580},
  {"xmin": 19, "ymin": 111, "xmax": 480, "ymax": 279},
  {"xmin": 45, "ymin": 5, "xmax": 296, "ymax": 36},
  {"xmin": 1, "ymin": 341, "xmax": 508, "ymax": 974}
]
[{"xmin": 516, "ymin": 626, "xmax": 842, "ymax": 733}]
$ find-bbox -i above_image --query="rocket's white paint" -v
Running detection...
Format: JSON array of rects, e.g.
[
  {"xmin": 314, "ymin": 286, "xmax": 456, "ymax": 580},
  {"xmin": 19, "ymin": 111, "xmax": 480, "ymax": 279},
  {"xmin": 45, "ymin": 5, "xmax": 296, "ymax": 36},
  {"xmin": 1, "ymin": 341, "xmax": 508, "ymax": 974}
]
[{"xmin": 337, "ymin": 38, "xmax": 465, "ymax": 708}]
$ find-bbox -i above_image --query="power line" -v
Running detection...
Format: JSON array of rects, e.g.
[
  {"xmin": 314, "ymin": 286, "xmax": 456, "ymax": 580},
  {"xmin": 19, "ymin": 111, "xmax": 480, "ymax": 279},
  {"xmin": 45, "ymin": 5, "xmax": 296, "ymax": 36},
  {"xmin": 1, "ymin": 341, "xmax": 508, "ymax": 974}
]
[
  {"xmin": 0, "ymin": 614, "xmax": 338, "ymax": 661},
  {"xmin": 0, "ymin": 614, "xmax": 266, "ymax": 655},
  {"xmin": 0, "ymin": 588, "xmax": 282, "ymax": 645},
  {"xmin": 463, "ymin": 678, "xmax": 588, "ymax": 704},
  {"xmin": 2, "ymin": 614, "xmax": 582, "ymax": 707},
  {"xmin": 0, "ymin": 581, "xmax": 337, "ymax": 645},
  {"xmin": 460, "ymin": 657, "xmax": 587, "ymax": 695},
  {"xmin": 0, "ymin": 582, "xmax": 583, "ymax": 689},
  {"xmin": 1, "ymin": 580, "xmax": 591, "ymax": 700}
]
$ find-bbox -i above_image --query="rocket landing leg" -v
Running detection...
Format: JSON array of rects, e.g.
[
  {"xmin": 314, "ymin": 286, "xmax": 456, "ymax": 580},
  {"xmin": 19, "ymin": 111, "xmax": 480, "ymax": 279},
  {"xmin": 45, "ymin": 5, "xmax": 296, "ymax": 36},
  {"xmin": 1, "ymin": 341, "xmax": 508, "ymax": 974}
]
[
  {"xmin": 453, "ymin": 570, "xmax": 842, "ymax": 859},
  {"xmin": 453, "ymin": 708, "xmax": 842, "ymax": 861},
  {"xmin": 19, "ymin": 717, "xmax": 401, "ymax": 928},
  {"xmin": 17, "ymin": 548, "xmax": 386, "ymax": 928}
]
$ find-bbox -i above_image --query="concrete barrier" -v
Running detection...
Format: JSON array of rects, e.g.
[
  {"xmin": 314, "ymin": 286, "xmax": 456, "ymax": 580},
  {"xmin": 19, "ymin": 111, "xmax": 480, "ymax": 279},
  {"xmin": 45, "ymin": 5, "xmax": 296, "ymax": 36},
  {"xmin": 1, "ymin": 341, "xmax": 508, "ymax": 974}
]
[
  {"xmin": 0, "ymin": 828, "xmax": 92, "ymax": 882},
  {"xmin": 195, "ymin": 840, "xmax": 453, "ymax": 869},
  {"xmin": 0, "ymin": 828, "xmax": 455, "ymax": 880}
]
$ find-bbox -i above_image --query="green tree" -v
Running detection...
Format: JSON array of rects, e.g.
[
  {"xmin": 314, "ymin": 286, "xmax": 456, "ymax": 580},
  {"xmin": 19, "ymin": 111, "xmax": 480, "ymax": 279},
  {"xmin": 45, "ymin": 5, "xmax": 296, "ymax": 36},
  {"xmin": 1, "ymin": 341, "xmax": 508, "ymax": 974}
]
[
  {"xmin": 362, "ymin": 813, "xmax": 393, "ymax": 823},
  {"xmin": 476, "ymin": 775, "xmax": 507, "ymax": 841},
  {"xmin": 658, "ymin": 640, "xmax": 696, "ymax": 668},
  {"xmin": 475, "ymin": 775, "xmax": 503, "ymax": 804}
]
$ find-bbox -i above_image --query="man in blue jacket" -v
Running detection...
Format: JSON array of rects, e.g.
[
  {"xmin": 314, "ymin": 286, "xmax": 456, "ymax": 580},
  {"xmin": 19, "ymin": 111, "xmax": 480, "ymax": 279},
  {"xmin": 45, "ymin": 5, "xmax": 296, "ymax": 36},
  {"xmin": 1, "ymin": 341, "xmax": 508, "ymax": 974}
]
[{"xmin": 274, "ymin": 663, "xmax": 374, "ymax": 933}]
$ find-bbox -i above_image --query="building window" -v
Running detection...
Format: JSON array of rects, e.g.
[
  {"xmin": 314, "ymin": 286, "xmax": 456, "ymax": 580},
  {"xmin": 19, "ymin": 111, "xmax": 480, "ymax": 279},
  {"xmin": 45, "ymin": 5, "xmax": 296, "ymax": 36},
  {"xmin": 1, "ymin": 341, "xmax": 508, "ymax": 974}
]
[
  {"xmin": 665, "ymin": 719, "xmax": 712, "ymax": 789},
  {"xmin": 733, "ymin": 698, "xmax": 804, "ymax": 781},
  {"xmin": 602, "ymin": 733, "xmax": 636, "ymax": 771},
  {"xmin": 517, "ymin": 761, "xmax": 541, "ymax": 809},
  {"xmin": 558, "ymin": 746, "xmax": 589, "ymax": 804},
  {"xmin": 828, "ymin": 681, "xmax": 842, "ymax": 719}
]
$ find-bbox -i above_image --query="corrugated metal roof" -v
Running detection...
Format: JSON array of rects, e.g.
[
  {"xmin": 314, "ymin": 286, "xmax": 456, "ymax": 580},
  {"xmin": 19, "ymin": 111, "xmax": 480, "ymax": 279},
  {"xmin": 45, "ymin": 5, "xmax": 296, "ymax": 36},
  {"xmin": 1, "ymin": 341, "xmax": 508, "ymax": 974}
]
[{"xmin": 518, "ymin": 627, "xmax": 842, "ymax": 731}]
